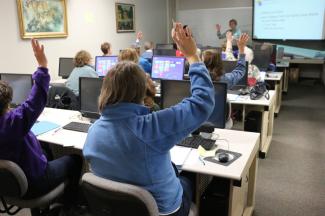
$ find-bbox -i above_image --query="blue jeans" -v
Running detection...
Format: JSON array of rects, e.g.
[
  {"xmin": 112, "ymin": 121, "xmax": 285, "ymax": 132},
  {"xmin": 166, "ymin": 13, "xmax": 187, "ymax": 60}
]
[
  {"xmin": 24, "ymin": 154, "xmax": 82, "ymax": 206},
  {"xmin": 168, "ymin": 176, "xmax": 193, "ymax": 216}
]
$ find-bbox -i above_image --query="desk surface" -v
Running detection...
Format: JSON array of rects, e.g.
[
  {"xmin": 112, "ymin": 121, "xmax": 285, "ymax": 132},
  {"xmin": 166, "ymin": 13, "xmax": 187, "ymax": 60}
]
[
  {"xmin": 264, "ymin": 72, "xmax": 283, "ymax": 81},
  {"xmin": 37, "ymin": 108, "xmax": 259, "ymax": 181},
  {"xmin": 182, "ymin": 129, "xmax": 259, "ymax": 180},
  {"xmin": 228, "ymin": 90, "xmax": 275, "ymax": 106}
]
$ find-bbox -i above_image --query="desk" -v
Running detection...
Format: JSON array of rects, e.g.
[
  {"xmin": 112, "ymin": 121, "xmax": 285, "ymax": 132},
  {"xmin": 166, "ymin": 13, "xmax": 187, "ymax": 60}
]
[
  {"xmin": 276, "ymin": 61, "xmax": 290, "ymax": 93},
  {"xmin": 228, "ymin": 90, "xmax": 276, "ymax": 158},
  {"xmin": 264, "ymin": 72, "xmax": 283, "ymax": 115},
  {"xmin": 36, "ymin": 108, "xmax": 260, "ymax": 216},
  {"xmin": 50, "ymin": 79, "xmax": 67, "ymax": 87}
]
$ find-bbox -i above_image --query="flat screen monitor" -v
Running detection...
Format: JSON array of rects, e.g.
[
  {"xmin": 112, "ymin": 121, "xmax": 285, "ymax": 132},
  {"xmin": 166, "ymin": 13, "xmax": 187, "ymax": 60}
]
[
  {"xmin": 151, "ymin": 56, "xmax": 185, "ymax": 80},
  {"xmin": 161, "ymin": 80, "xmax": 227, "ymax": 129},
  {"xmin": 156, "ymin": 44, "xmax": 174, "ymax": 49},
  {"xmin": 79, "ymin": 77, "xmax": 103, "ymax": 119},
  {"xmin": 59, "ymin": 57, "xmax": 74, "ymax": 79},
  {"xmin": 0, "ymin": 74, "xmax": 32, "ymax": 106},
  {"xmin": 153, "ymin": 49, "xmax": 176, "ymax": 57},
  {"xmin": 95, "ymin": 56, "xmax": 118, "ymax": 77},
  {"xmin": 222, "ymin": 60, "xmax": 249, "ymax": 88}
]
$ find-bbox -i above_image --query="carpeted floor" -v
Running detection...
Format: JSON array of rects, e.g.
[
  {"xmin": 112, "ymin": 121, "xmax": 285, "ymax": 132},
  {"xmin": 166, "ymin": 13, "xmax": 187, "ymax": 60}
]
[
  {"xmin": 3, "ymin": 82, "xmax": 325, "ymax": 216},
  {"xmin": 254, "ymin": 81, "xmax": 325, "ymax": 216}
]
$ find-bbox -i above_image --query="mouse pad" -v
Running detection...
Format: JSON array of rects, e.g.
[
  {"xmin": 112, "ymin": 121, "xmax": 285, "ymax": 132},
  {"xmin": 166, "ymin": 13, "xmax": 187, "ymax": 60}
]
[{"xmin": 204, "ymin": 149, "xmax": 242, "ymax": 166}]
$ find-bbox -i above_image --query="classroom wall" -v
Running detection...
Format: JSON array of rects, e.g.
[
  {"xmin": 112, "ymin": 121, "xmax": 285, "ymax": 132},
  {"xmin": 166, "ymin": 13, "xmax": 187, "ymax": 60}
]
[
  {"xmin": 0, "ymin": 0, "xmax": 167, "ymax": 80},
  {"xmin": 176, "ymin": 0, "xmax": 252, "ymax": 10}
]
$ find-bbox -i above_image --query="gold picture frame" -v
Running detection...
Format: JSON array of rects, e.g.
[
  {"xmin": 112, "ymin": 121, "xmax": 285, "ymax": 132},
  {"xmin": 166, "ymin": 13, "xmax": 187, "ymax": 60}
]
[
  {"xmin": 115, "ymin": 3, "xmax": 135, "ymax": 33},
  {"xmin": 17, "ymin": 0, "xmax": 68, "ymax": 39}
]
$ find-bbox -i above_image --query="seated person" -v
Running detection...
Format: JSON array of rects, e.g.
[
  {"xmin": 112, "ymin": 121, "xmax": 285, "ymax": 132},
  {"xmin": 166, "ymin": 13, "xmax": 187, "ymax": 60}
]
[
  {"xmin": 224, "ymin": 32, "xmax": 262, "ymax": 86},
  {"xmin": 66, "ymin": 50, "xmax": 98, "ymax": 96},
  {"xmin": 141, "ymin": 41, "xmax": 154, "ymax": 63},
  {"xmin": 202, "ymin": 34, "xmax": 249, "ymax": 128},
  {"xmin": 118, "ymin": 48, "xmax": 159, "ymax": 111},
  {"xmin": 101, "ymin": 42, "xmax": 112, "ymax": 56},
  {"xmin": 0, "ymin": 39, "xmax": 82, "ymax": 208},
  {"xmin": 83, "ymin": 23, "xmax": 215, "ymax": 216}
]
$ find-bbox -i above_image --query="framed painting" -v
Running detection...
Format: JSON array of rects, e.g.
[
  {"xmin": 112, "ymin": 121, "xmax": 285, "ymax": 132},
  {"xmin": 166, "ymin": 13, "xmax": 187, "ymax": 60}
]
[
  {"xmin": 17, "ymin": 0, "xmax": 68, "ymax": 39},
  {"xmin": 115, "ymin": 3, "xmax": 135, "ymax": 33}
]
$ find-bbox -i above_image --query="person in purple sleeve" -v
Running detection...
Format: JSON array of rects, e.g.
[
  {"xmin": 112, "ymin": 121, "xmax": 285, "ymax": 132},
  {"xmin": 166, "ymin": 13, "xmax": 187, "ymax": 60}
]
[{"xmin": 0, "ymin": 39, "xmax": 82, "ymax": 208}]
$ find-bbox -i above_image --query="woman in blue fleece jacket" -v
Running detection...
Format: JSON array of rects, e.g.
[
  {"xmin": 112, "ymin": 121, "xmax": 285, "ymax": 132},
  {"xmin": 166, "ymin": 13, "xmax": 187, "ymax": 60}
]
[
  {"xmin": 83, "ymin": 23, "xmax": 215, "ymax": 216},
  {"xmin": 202, "ymin": 34, "xmax": 249, "ymax": 128}
]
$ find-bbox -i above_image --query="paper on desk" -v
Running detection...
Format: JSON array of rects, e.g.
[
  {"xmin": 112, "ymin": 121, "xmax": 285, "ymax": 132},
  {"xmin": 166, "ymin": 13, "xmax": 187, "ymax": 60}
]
[
  {"xmin": 227, "ymin": 94, "xmax": 239, "ymax": 101},
  {"xmin": 170, "ymin": 146, "xmax": 192, "ymax": 167},
  {"xmin": 198, "ymin": 146, "xmax": 217, "ymax": 158},
  {"xmin": 31, "ymin": 121, "xmax": 60, "ymax": 136}
]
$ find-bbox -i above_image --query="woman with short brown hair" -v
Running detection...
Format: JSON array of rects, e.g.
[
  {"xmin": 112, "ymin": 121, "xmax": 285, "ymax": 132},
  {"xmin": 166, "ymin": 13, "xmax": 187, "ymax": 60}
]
[{"xmin": 66, "ymin": 50, "xmax": 98, "ymax": 96}]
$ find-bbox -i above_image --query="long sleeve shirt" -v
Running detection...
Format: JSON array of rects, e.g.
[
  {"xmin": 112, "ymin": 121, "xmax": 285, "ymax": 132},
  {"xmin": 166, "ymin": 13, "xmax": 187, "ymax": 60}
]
[
  {"xmin": 217, "ymin": 28, "xmax": 241, "ymax": 40},
  {"xmin": 83, "ymin": 62, "xmax": 215, "ymax": 215},
  {"xmin": 0, "ymin": 67, "xmax": 50, "ymax": 182}
]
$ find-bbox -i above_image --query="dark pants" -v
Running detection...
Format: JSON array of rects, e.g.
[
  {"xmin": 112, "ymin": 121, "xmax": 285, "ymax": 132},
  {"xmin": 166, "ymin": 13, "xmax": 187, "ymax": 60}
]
[
  {"xmin": 24, "ymin": 154, "xmax": 82, "ymax": 207},
  {"xmin": 168, "ymin": 176, "xmax": 193, "ymax": 216}
]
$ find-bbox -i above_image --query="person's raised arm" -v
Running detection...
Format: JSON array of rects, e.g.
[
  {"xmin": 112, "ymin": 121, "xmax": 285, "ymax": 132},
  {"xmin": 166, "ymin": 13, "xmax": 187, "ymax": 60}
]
[
  {"xmin": 133, "ymin": 23, "xmax": 215, "ymax": 152},
  {"xmin": 216, "ymin": 24, "xmax": 226, "ymax": 39},
  {"xmin": 223, "ymin": 33, "xmax": 250, "ymax": 88},
  {"xmin": 135, "ymin": 31, "xmax": 143, "ymax": 48},
  {"xmin": 8, "ymin": 39, "xmax": 50, "ymax": 137}
]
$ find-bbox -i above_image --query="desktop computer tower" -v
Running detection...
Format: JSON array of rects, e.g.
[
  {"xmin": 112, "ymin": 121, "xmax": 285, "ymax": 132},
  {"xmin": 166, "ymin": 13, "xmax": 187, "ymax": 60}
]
[{"xmin": 200, "ymin": 178, "xmax": 230, "ymax": 216}]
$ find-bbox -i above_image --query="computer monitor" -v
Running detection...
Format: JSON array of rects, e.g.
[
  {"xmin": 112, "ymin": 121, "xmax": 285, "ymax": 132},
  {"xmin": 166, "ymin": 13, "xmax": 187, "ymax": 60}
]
[
  {"xmin": 95, "ymin": 56, "xmax": 118, "ymax": 77},
  {"xmin": 0, "ymin": 74, "xmax": 32, "ymax": 106},
  {"xmin": 156, "ymin": 44, "xmax": 174, "ymax": 49},
  {"xmin": 161, "ymin": 80, "xmax": 227, "ymax": 129},
  {"xmin": 58, "ymin": 57, "xmax": 74, "ymax": 79},
  {"xmin": 251, "ymin": 50, "xmax": 272, "ymax": 71},
  {"xmin": 151, "ymin": 56, "xmax": 185, "ymax": 80},
  {"xmin": 222, "ymin": 60, "xmax": 249, "ymax": 88},
  {"xmin": 79, "ymin": 77, "xmax": 103, "ymax": 119},
  {"xmin": 153, "ymin": 49, "xmax": 176, "ymax": 57}
]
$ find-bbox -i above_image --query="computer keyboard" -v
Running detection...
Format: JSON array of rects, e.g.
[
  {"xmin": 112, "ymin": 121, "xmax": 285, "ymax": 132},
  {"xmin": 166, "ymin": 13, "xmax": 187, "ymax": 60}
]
[
  {"xmin": 177, "ymin": 136, "xmax": 216, "ymax": 150},
  {"xmin": 63, "ymin": 122, "xmax": 91, "ymax": 133}
]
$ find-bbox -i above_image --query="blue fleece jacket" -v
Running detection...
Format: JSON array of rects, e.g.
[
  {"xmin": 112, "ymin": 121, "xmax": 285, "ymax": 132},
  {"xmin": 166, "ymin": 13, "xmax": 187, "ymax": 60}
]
[
  {"xmin": 83, "ymin": 62, "xmax": 215, "ymax": 214},
  {"xmin": 220, "ymin": 53, "xmax": 246, "ymax": 89}
]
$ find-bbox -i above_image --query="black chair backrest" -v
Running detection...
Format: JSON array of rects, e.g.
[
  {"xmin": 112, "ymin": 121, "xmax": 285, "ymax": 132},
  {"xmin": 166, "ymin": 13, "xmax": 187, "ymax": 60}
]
[
  {"xmin": 0, "ymin": 160, "xmax": 28, "ymax": 198},
  {"xmin": 47, "ymin": 86, "xmax": 79, "ymax": 110},
  {"xmin": 81, "ymin": 173, "xmax": 159, "ymax": 216}
]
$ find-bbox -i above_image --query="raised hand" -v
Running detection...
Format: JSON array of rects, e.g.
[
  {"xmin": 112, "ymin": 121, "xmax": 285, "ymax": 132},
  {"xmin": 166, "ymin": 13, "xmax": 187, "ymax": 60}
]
[
  {"xmin": 226, "ymin": 31, "xmax": 233, "ymax": 42},
  {"xmin": 171, "ymin": 22, "xmax": 199, "ymax": 64},
  {"xmin": 136, "ymin": 31, "xmax": 143, "ymax": 40},
  {"xmin": 216, "ymin": 24, "xmax": 221, "ymax": 32},
  {"xmin": 236, "ymin": 33, "xmax": 250, "ymax": 54},
  {"xmin": 31, "ymin": 38, "xmax": 47, "ymax": 68}
]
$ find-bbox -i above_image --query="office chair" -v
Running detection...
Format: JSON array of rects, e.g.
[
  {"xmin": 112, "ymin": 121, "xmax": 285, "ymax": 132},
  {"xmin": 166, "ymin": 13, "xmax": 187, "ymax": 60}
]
[
  {"xmin": 0, "ymin": 160, "xmax": 67, "ymax": 216},
  {"xmin": 81, "ymin": 172, "xmax": 198, "ymax": 216}
]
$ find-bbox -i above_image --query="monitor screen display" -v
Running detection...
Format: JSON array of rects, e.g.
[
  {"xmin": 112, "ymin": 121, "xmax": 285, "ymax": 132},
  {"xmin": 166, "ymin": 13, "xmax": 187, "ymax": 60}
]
[
  {"xmin": 79, "ymin": 77, "xmax": 103, "ymax": 118},
  {"xmin": 59, "ymin": 57, "xmax": 74, "ymax": 79},
  {"xmin": 160, "ymin": 80, "xmax": 227, "ymax": 128},
  {"xmin": 0, "ymin": 74, "xmax": 32, "ymax": 106},
  {"xmin": 151, "ymin": 56, "xmax": 185, "ymax": 80},
  {"xmin": 95, "ymin": 56, "xmax": 118, "ymax": 77}
]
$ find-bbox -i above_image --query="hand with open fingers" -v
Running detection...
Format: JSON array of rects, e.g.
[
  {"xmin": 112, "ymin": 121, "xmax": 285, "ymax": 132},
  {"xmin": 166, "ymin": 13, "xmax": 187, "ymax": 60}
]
[
  {"xmin": 137, "ymin": 31, "xmax": 143, "ymax": 40},
  {"xmin": 31, "ymin": 38, "xmax": 47, "ymax": 68},
  {"xmin": 237, "ymin": 33, "xmax": 250, "ymax": 54},
  {"xmin": 226, "ymin": 31, "xmax": 233, "ymax": 42},
  {"xmin": 216, "ymin": 24, "xmax": 221, "ymax": 32},
  {"xmin": 171, "ymin": 23, "xmax": 198, "ymax": 63}
]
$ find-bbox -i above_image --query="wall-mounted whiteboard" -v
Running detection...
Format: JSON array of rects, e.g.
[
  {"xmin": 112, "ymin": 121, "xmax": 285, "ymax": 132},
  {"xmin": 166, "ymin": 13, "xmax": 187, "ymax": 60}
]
[{"xmin": 177, "ymin": 7, "xmax": 252, "ymax": 47}]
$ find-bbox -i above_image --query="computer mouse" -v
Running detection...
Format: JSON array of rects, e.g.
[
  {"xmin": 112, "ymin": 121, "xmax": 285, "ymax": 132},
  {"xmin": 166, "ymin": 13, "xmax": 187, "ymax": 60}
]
[{"xmin": 218, "ymin": 153, "xmax": 230, "ymax": 163}]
